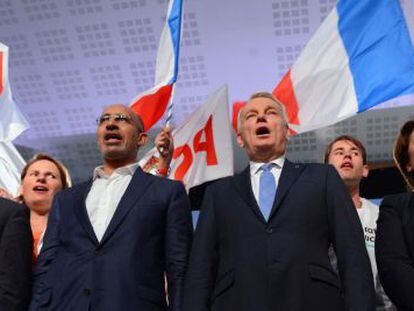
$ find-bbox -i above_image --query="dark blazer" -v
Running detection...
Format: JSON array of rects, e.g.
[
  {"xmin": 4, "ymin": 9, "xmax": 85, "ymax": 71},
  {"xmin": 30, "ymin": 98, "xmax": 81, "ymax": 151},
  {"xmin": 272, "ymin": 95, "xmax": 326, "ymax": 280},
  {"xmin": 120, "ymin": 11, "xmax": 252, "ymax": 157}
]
[
  {"xmin": 0, "ymin": 198, "xmax": 33, "ymax": 311},
  {"xmin": 30, "ymin": 167, "xmax": 193, "ymax": 311},
  {"xmin": 183, "ymin": 160, "xmax": 375, "ymax": 311},
  {"xmin": 376, "ymin": 193, "xmax": 414, "ymax": 311}
]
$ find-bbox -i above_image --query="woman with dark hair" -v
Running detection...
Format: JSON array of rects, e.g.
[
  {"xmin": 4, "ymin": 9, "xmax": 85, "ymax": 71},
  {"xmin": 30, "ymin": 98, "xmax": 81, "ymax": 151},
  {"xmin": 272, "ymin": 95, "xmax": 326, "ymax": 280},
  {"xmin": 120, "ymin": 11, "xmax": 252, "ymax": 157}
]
[
  {"xmin": 376, "ymin": 120, "xmax": 414, "ymax": 311},
  {"xmin": 393, "ymin": 120, "xmax": 414, "ymax": 191}
]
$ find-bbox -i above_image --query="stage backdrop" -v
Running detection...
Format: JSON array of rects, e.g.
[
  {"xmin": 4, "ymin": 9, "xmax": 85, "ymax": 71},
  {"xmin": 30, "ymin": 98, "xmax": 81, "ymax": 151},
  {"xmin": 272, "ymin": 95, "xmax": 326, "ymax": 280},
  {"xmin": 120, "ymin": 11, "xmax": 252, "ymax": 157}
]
[{"xmin": 0, "ymin": 0, "xmax": 412, "ymax": 182}]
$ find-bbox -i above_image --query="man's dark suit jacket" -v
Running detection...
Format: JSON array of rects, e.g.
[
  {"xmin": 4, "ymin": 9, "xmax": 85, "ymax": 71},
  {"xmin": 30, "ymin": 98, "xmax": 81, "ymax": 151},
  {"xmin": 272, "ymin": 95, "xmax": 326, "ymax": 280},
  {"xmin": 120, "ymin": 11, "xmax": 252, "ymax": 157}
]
[
  {"xmin": 30, "ymin": 167, "xmax": 193, "ymax": 311},
  {"xmin": 376, "ymin": 193, "xmax": 414, "ymax": 311},
  {"xmin": 0, "ymin": 198, "xmax": 32, "ymax": 311},
  {"xmin": 183, "ymin": 160, "xmax": 375, "ymax": 311}
]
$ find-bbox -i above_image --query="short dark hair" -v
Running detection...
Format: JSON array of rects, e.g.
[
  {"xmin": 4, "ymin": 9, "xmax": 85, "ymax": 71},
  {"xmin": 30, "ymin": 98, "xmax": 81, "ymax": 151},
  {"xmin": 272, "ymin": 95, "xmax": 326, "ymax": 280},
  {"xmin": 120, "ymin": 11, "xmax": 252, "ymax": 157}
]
[
  {"xmin": 21, "ymin": 153, "xmax": 71, "ymax": 189},
  {"xmin": 394, "ymin": 120, "xmax": 414, "ymax": 190},
  {"xmin": 324, "ymin": 135, "xmax": 367, "ymax": 165}
]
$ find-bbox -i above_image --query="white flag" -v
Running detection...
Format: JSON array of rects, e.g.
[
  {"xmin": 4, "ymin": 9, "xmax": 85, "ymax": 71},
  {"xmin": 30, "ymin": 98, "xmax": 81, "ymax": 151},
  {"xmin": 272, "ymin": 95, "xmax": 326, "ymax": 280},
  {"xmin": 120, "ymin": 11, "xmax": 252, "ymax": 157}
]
[
  {"xmin": 0, "ymin": 141, "xmax": 25, "ymax": 195},
  {"xmin": 0, "ymin": 42, "xmax": 29, "ymax": 141},
  {"xmin": 140, "ymin": 85, "xmax": 233, "ymax": 190},
  {"xmin": 0, "ymin": 43, "xmax": 28, "ymax": 195}
]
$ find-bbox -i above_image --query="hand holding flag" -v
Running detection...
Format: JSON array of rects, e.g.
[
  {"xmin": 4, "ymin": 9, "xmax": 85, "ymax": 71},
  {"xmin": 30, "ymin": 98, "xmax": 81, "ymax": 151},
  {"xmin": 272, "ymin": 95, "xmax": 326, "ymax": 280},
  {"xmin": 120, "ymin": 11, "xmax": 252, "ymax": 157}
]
[{"xmin": 155, "ymin": 126, "xmax": 174, "ymax": 175}]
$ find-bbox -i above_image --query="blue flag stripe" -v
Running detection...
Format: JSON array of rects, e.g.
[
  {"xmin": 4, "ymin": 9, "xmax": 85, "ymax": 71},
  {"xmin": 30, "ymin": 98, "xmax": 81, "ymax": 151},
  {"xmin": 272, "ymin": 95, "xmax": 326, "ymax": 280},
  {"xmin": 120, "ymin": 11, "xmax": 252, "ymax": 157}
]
[
  {"xmin": 337, "ymin": 0, "xmax": 414, "ymax": 112},
  {"xmin": 168, "ymin": 0, "xmax": 183, "ymax": 84}
]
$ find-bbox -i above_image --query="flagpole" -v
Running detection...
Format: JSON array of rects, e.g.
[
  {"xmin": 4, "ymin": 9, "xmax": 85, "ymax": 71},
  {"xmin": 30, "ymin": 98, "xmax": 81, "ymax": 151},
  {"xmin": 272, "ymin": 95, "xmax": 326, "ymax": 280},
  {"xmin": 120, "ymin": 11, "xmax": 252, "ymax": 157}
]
[
  {"xmin": 164, "ymin": 84, "xmax": 175, "ymax": 128},
  {"xmin": 157, "ymin": 85, "xmax": 175, "ymax": 154},
  {"xmin": 165, "ymin": 0, "xmax": 183, "ymax": 129},
  {"xmin": 159, "ymin": 0, "xmax": 183, "ymax": 152}
]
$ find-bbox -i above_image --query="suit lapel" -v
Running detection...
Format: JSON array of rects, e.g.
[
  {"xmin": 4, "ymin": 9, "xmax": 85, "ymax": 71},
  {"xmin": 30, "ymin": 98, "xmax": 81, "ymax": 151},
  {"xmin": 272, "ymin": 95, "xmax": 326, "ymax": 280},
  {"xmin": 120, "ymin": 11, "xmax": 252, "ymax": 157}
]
[
  {"xmin": 99, "ymin": 167, "xmax": 154, "ymax": 245},
  {"xmin": 232, "ymin": 166, "xmax": 267, "ymax": 224},
  {"xmin": 269, "ymin": 160, "xmax": 304, "ymax": 220},
  {"xmin": 73, "ymin": 181, "xmax": 99, "ymax": 245}
]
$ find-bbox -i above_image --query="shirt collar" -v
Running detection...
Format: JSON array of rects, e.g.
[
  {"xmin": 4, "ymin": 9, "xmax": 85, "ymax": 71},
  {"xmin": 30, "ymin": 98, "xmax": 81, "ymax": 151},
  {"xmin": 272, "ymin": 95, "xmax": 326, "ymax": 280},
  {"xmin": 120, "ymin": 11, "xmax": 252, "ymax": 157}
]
[
  {"xmin": 92, "ymin": 162, "xmax": 139, "ymax": 180},
  {"xmin": 250, "ymin": 156, "xmax": 285, "ymax": 175}
]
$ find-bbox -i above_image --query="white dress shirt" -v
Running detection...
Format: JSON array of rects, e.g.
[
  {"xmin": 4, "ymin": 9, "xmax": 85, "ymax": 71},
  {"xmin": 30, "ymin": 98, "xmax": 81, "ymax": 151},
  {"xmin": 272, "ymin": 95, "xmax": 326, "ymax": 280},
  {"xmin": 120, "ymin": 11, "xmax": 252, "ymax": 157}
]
[
  {"xmin": 85, "ymin": 162, "xmax": 138, "ymax": 241},
  {"xmin": 250, "ymin": 156, "xmax": 285, "ymax": 204}
]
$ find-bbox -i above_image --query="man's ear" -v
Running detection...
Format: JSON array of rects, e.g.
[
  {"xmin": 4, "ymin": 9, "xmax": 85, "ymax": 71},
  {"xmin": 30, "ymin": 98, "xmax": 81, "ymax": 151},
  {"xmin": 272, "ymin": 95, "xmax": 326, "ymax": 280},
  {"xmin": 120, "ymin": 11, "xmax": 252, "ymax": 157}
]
[
  {"xmin": 283, "ymin": 125, "xmax": 290, "ymax": 141},
  {"xmin": 237, "ymin": 133, "xmax": 244, "ymax": 148},
  {"xmin": 407, "ymin": 164, "xmax": 412, "ymax": 172},
  {"xmin": 286, "ymin": 125, "xmax": 293, "ymax": 139},
  {"xmin": 137, "ymin": 132, "xmax": 148, "ymax": 147},
  {"xmin": 362, "ymin": 164, "xmax": 369, "ymax": 178}
]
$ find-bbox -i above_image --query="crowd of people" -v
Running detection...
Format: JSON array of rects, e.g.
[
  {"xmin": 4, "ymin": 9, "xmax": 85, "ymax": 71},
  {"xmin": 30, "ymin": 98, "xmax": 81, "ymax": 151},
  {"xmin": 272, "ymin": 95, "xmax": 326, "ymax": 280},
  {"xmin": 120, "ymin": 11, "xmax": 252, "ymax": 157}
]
[{"xmin": 0, "ymin": 93, "xmax": 413, "ymax": 311}]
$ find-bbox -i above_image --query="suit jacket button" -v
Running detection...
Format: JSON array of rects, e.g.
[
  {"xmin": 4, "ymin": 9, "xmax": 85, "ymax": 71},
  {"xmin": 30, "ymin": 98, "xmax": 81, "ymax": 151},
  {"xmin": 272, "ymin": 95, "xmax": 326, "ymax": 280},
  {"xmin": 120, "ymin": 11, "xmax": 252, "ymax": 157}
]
[
  {"xmin": 266, "ymin": 227, "xmax": 273, "ymax": 234},
  {"xmin": 95, "ymin": 249, "xmax": 105, "ymax": 256},
  {"xmin": 84, "ymin": 288, "xmax": 92, "ymax": 296}
]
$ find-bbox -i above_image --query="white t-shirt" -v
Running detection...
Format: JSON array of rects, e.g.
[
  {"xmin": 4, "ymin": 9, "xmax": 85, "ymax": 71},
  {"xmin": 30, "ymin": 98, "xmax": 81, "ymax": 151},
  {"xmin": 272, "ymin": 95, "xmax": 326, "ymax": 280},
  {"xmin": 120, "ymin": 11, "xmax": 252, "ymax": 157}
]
[
  {"xmin": 357, "ymin": 198, "xmax": 395, "ymax": 311},
  {"xmin": 329, "ymin": 198, "xmax": 395, "ymax": 310},
  {"xmin": 357, "ymin": 198, "xmax": 379, "ymax": 284}
]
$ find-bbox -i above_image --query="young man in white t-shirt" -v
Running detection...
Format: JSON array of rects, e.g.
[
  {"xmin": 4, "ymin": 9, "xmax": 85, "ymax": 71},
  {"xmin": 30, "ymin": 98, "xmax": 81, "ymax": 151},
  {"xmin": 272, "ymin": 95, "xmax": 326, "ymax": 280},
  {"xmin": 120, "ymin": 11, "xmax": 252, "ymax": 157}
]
[{"xmin": 325, "ymin": 135, "xmax": 395, "ymax": 311}]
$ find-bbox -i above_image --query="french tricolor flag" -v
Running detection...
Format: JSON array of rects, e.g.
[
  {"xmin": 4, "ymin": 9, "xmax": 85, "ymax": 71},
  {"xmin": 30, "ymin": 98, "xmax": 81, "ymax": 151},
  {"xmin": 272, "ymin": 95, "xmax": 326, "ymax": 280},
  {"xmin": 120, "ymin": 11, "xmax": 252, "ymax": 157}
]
[
  {"xmin": 130, "ymin": 0, "xmax": 182, "ymax": 131},
  {"xmin": 273, "ymin": 0, "xmax": 414, "ymax": 134}
]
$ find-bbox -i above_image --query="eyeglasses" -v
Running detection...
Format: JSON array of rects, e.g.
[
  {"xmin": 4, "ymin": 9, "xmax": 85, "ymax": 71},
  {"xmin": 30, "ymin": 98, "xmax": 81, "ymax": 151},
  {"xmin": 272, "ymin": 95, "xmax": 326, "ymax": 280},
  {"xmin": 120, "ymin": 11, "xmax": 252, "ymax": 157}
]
[{"xmin": 96, "ymin": 114, "xmax": 133, "ymax": 125}]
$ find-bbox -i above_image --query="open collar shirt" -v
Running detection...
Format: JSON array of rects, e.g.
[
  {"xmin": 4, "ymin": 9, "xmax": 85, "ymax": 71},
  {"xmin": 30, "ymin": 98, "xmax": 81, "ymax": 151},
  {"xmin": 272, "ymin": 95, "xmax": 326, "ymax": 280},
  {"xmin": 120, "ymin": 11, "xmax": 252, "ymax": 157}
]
[{"xmin": 85, "ymin": 162, "xmax": 138, "ymax": 241}]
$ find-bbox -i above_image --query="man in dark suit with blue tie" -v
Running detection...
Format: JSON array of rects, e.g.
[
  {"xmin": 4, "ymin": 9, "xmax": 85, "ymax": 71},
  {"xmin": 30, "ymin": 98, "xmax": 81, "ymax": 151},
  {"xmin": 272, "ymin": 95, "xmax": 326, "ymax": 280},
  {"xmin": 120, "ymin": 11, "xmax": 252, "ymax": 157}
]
[
  {"xmin": 30, "ymin": 104, "xmax": 193, "ymax": 311},
  {"xmin": 183, "ymin": 92, "xmax": 375, "ymax": 311}
]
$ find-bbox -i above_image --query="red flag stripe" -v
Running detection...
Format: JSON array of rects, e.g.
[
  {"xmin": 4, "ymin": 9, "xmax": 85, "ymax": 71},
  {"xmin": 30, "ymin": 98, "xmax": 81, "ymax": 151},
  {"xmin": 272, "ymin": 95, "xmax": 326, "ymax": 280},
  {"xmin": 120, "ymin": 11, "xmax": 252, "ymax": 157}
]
[
  {"xmin": 231, "ymin": 101, "xmax": 245, "ymax": 134},
  {"xmin": 273, "ymin": 69, "xmax": 300, "ymax": 126},
  {"xmin": 130, "ymin": 84, "xmax": 173, "ymax": 131}
]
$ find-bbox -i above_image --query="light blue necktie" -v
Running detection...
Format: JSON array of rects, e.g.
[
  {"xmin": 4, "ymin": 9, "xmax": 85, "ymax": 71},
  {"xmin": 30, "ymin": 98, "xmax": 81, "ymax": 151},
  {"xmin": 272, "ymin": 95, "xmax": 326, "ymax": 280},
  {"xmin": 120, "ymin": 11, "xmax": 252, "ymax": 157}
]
[{"xmin": 259, "ymin": 163, "xmax": 277, "ymax": 221}]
